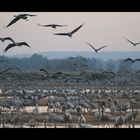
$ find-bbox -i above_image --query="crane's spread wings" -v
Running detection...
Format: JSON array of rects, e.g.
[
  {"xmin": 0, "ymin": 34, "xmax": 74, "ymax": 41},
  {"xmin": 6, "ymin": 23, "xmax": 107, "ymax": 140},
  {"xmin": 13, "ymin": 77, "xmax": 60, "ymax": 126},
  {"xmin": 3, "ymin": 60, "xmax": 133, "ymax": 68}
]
[
  {"xmin": 134, "ymin": 58, "xmax": 140, "ymax": 62},
  {"xmin": 19, "ymin": 42, "xmax": 31, "ymax": 48},
  {"xmin": 4, "ymin": 37, "xmax": 15, "ymax": 43},
  {"xmin": 37, "ymin": 24, "xmax": 50, "ymax": 27},
  {"xmin": 135, "ymin": 42, "xmax": 140, "ymax": 45},
  {"xmin": 15, "ymin": 67, "xmax": 22, "ymax": 72},
  {"xmin": 6, "ymin": 16, "xmax": 21, "ymax": 27},
  {"xmin": 0, "ymin": 59, "xmax": 9, "ymax": 63},
  {"xmin": 124, "ymin": 58, "xmax": 134, "ymax": 63},
  {"xmin": 125, "ymin": 38, "xmax": 135, "ymax": 45},
  {"xmin": 55, "ymin": 24, "xmax": 67, "ymax": 27},
  {"xmin": 102, "ymin": 71, "xmax": 115, "ymax": 76},
  {"xmin": 2, "ymin": 67, "xmax": 13, "ymax": 73},
  {"xmin": 86, "ymin": 42, "xmax": 96, "ymax": 51},
  {"xmin": 71, "ymin": 24, "xmax": 83, "ymax": 34},
  {"xmin": 40, "ymin": 68, "xmax": 48, "ymax": 73},
  {"xmin": 25, "ymin": 14, "xmax": 37, "ymax": 16},
  {"xmin": 4, "ymin": 43, "xmax": 16, "ymax": 52},
  {"xmin": 97, "ymin": 45, "xmax": 107, "ymax": 51},
  {"xmin": 54, "ymin": 33, "xmax": 69, "ymax": 36},
  {"xmin": 17, "ymin": 14, "xmax": 36, "ymax": 17}
]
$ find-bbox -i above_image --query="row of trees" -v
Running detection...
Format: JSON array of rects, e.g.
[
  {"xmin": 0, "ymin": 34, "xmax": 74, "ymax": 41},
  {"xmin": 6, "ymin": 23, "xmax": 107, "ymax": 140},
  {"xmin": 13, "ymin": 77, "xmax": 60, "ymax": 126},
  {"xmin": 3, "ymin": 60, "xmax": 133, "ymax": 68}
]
[{"xmin": 0, "ymin": 53, "xmax": 140, "ymax": 73}]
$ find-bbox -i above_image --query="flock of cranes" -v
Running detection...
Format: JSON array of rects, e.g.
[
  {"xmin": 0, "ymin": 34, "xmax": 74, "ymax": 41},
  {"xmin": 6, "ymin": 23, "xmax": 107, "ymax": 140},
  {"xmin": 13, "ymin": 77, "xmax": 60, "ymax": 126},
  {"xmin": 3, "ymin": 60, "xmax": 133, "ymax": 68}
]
[
  {"xmin": 1, "ymin": 13, "xmax": 140, "ymax": 56},
  {"xmin": 0, "ymin": 13, "xmax": 140, "ymax": 128}
]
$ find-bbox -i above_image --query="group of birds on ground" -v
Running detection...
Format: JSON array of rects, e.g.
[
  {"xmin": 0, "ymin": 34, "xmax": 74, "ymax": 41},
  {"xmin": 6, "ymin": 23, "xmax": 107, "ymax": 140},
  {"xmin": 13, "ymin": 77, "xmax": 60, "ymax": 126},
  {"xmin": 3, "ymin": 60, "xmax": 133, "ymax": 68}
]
[{"xmin": 1, "ymin": 13, "xmax": 140, "ymax": 54}]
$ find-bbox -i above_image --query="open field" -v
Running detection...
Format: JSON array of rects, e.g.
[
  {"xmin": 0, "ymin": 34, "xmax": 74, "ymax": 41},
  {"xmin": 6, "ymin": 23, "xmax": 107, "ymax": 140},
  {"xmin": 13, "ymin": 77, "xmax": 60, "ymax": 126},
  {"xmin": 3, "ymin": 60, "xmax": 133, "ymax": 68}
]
[{"xmin": 0, "ymin": 76, "xmax": 140, "ymax": 128}]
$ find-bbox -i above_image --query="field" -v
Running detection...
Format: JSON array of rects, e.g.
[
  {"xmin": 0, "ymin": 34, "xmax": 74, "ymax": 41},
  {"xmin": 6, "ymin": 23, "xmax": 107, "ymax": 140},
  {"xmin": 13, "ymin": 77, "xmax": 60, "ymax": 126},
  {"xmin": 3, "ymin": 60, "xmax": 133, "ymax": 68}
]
[{"xmin": 0, "ymin": 73, "xmax": 140, "ymax": 128}]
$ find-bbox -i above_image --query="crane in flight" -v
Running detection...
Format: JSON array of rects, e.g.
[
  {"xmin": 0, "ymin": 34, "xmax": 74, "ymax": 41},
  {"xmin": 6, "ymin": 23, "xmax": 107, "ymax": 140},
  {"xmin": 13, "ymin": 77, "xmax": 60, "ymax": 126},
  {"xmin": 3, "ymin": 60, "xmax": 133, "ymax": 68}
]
[
  {"xmin": 3, "ymin": 42, "xmax": 31, "ymax": 52},
  {"xmin": 86, "ymin": 42, "xmax": 107, "ymax": 53},
  {"xmin": 124, "ymin": 58, "xmax": 140, "ymax": 63},
  {"xmin": 124, "ymin": 38, "xmax": 140, "ymax": 47},
  {"xmin": 0, "ymin": 37, "xmax": 15, "ymax": 43},
  {"xmin": 5, "ymin": 14, "xmax": 37, "ymax": 27},
  {"xmin": 0, "ymin": 59, "xmax": 9, "ymax": 63},
  {"xmin": 37, "ymin": 24, "xmax": 67, "ymax": 29},
  {"xmin": 54, "ymin": 24, "xmax": 84, "ymax": 37}
]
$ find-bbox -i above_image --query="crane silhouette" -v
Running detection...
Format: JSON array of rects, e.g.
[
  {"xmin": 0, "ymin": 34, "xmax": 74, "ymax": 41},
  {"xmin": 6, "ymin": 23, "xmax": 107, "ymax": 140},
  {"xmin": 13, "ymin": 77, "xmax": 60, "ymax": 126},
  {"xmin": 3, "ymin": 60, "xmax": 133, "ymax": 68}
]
[
  {"xmin": 86, "ymin": 42, "xmax": 107, "ymax": 53},
  {"xmin": 102, "ymin": 71, "xmax": 116, "ymax": 77},
  {"xmin": 124, "ymin": 58, "xmax": 140, "ymax": 63},
  {"xmin": 0, "ymin": 37, "xmax": 15, "ymax": 43},
  {"xmin": 37, "ymin": 24, "xmax": 67, "ymax": 29},
  {"xmin": 6, "ymin": 14, "xmax": 37, "ymax": 27},
  {"xmin": 0, "ymin": 59, "xmax": 9, "ymax": 63},
  {"xmin": 39, "ymin": 68, "xmax": 48, "ymax": 74},
  {"xmin": 4, "ymin": 42, "xmax": 31, "ymax": 52},
  {"xmin": 54, "ymin": 24, "xmax": 84, "ymax": 37},
  {"xmin": 124, "ymin": 38, "xmax": 140, "ymax": 47}
]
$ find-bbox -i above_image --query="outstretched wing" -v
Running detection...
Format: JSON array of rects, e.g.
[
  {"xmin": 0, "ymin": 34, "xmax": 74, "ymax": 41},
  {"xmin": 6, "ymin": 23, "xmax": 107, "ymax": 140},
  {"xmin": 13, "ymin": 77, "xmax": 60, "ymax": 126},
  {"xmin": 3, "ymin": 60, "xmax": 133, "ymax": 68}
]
[
  {"xmin": 97, "ymin": 45, "xmax": 107, "ymax": 51},
  {"xmin": 37, "ymin": 24, "xmax": 50, "ymax": 27},
  {"xmin": 4, "ymin": 43, "xmax": 16, "ymax": 52},
  {"xmin": 56, "ymin": 24, "xmax": 67, "ymax": 27},
  {"xmin": 2, "ymin": 67, "xmax": 13, "ymax": 73},
  {"xmin": 54, "ymin": 33, "xmax": 69, "ymax": 36},
  {"xmin": 125, "ymin": 38, "xmax": 135, "ymax": 45},
  {"xmin": 4, "ymin": 37, "xmax": 15, "ymax": 43},
  {"xmin": 25, "ymin": 14, "xmax": 37, "ymax": 17},
  {"xmin": 71, "ymin": 24, "xmax": 83, "ymax": 35},
  {"xmin": 19, "ymin": 42, "xmax": 31, "ymax": 48},
  {"xmin": 86, "ymin": 42, "xmax": 96, "ymax": 51},
  {"xmin": 134, "ymin": 58, "xmax": 140, "ymax": 62},
  {"xmin": 0, "ymin": 59, "xmax": 9, "ymax": 63},
  {"xmin": 6, "ymin": 16, "xmax": 21, "ymax": 27},
  {"xmin": 15, "ymin": 67, "xmax": 22, "ymax": 72},
  {"xmin": 135, "ymin": 42, "xmax": 140, "ymax": 45},
  {"xmin": 102, "ymin": 71, "xmax": 115, "ymax": 76},
  {"xmin": 40, "ymin": 68, "xmax": 48, "ymax": 73},
  {"xmin": 124, "ymin": 58, "xmax": 134, "ymax": 63}
]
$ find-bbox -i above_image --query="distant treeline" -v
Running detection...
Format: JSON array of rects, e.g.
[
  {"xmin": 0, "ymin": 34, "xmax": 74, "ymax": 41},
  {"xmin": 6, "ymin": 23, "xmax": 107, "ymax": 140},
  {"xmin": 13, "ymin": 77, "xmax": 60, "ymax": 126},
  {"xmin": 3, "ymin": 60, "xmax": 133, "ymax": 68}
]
[{"xmin": 0, "ymin": 53, "xmax": 140, "ymax": 73}]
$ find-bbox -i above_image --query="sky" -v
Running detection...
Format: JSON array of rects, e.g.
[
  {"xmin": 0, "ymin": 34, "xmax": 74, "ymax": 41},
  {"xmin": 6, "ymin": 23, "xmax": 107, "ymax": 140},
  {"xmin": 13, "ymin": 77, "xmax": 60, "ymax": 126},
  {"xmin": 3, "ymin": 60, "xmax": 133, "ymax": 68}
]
[{"xmin": 0, "ymin": 12, "xmax": 140, "ymax": 57}]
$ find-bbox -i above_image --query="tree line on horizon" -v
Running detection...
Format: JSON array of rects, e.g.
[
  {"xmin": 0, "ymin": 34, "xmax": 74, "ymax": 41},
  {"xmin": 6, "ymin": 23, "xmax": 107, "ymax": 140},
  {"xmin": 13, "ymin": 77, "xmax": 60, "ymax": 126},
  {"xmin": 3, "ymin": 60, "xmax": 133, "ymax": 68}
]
[{"xmin": 0, "ymin": 53, "xmax": 140, "ymax": 73}]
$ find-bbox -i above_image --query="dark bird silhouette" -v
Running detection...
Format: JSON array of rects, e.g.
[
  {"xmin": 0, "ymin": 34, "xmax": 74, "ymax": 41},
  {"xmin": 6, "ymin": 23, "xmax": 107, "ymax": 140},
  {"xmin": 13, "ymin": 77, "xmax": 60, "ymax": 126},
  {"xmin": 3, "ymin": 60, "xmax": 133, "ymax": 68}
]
[
  {"xmin": 39, "ymin": 68, "xmax": 48, "ymax": 74},
  {"xmin": 6, "ymin": 14, "xmax": 37, "ymax": 27},
  {"xmin": 54, "ymin": 24, "xmax": 83, "ymax": 37},
  {"xmin": 86, "ymin": 42, "xmax": 107, "ymax": 53},
  {"xmin": 0, "ymin": 37, "xmax": 15, "ymax": 43},
  {"xmin": 124, "ymin": 38, "xmax": 140, "ymax": 47},
  {"xmin": 4, "ymin": 42, "xmax": 31, "ymax": 52},
  {"xmin": 0, "ymin": 59, "xmax": 9, "ymax": 63},
  {"xmin": 14, "ymin": 67, "xmax": 22, "ymax": 72},
  {"xmin": 136, "ymin": 71, "xmax": 140, "ymax": 73},
  {"xmin": 102, "ymin": 71, "xmax": 116, "ymax": 77},
  {"xmin": 69, "ymin": 57, "xmax": 75, "ymax": 59},
  {"xmin": 54, "ymin": 72, "xmax": 63, "ymax": 75},
  {"xmin": 124, "ymin": 58, "xmax": 140, "ymax": 63},
  {"xmin": 124, "ymin": 58, "xmax": 134, "ymax": 63},
  {"xmin": 0, "ymin": 67, "xmax": 22, "ymax": 74},
  {"xmin": 0, "ymin": 67, "xmax": 13, "ymax": 74},
  {"xmin": 37, "ymin": 24, "xmax": 67, "ymax": 29}
]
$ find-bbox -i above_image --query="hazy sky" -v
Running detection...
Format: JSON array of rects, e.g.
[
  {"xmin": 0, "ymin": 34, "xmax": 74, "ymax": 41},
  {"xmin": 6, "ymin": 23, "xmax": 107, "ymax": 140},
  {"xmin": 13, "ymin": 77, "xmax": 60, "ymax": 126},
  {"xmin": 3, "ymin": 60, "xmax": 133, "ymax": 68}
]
[{"xmin": 0, "ymin": 12, "xmax": 140, "ymax": 56}]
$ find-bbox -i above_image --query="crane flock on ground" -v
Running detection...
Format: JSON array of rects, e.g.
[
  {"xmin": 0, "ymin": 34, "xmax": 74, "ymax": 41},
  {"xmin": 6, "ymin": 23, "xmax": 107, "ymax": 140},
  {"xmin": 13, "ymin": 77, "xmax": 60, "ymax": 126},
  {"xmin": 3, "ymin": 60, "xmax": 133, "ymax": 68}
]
[{"xmin": 0, "ymin": 13, "xmax": 140, "ymax": 128}]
